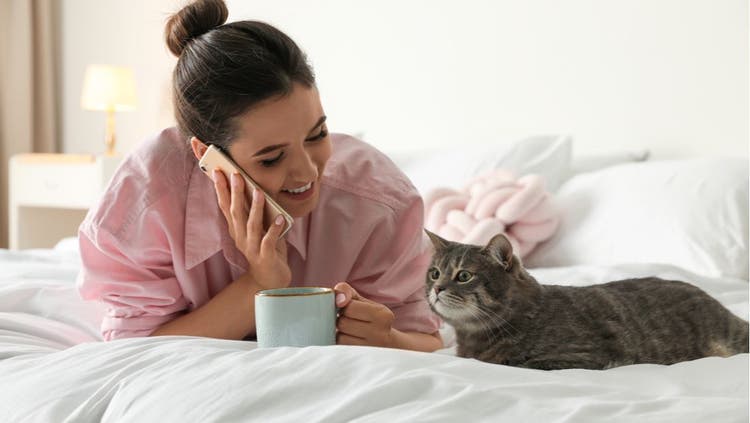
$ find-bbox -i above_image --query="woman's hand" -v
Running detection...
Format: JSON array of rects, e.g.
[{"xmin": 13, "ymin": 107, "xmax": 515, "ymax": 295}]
[
  {"xmin": 213, "ymin": 170, "xmax": 291, "ymax": 290},
  {"xmin": 334, "ymin": 282, "xmax": 396, "ymax": 348}
]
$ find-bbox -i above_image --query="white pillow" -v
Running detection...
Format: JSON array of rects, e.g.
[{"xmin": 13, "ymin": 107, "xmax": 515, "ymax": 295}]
[
  {"xmin": 392, "ymin": 134, "xmax": 572, "ymax": 195},
  {"xmin": 525, "ymin": 158, "xmax": 749, "ymax": 280},
  {"xmin": 569, "ymin": 149, "xmax": 650, "ymax": 176}
]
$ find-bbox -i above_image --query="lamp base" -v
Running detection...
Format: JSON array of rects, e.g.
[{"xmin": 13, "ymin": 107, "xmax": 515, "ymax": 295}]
[{"xmin": 105, "ymin": 109, "xmax": 116, "ymax": 156}]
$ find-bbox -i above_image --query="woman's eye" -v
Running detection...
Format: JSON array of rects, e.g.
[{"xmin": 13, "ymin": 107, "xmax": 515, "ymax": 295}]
[
  {"xmin": 457, "ymin": 270, "xmax": 473, "ymax": 283},
  {"xmin": 260, "ymin": 152, "xmax": 284, "ymax": 167},
  {"xmin": 429, "ymin": 268, "xmax": 441, "ymax": 280},
  {"xmin": 260, "ymin": 128, "xmax": 326, "ymax": 167},
  {"xmin": 306, "ymin": 128, "xmax": 328, "ymax": 142}
]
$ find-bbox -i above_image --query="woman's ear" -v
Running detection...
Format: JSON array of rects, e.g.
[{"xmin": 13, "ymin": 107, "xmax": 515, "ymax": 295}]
[{"xmin": 190, "ymin": 137, "xmax": 208, "ymax": 161}]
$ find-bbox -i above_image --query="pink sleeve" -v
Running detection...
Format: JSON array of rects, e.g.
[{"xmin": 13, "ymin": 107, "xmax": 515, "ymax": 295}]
[
  {"xmin": 347, "ymin": 194, "xmax": 442, "ymax": 334},
  {"xmin": 76, "ymin": 215, "xmax": 188, "ymax": 341}
]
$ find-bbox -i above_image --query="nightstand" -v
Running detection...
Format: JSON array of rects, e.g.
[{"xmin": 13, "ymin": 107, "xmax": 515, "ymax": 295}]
[{"xmin": 8, "ymin": 154, "xmax": 122, "ymax": 250}]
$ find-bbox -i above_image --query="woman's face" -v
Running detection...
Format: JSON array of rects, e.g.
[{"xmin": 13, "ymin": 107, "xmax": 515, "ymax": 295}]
[{"xmin": 225, "ymin": 83, "xmax": 331, "ymax": 218}]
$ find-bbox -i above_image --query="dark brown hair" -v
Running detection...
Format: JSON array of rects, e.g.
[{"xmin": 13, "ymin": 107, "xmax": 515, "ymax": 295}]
[{"xmin": 165, "ymin": 0, "xmax": 315, "ymax": 149}]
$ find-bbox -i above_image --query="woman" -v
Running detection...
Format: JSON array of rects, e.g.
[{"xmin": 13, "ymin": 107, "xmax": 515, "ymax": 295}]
[{"xmin": 77, "ymin": 0, "xmax": 441, "ymax": 352}]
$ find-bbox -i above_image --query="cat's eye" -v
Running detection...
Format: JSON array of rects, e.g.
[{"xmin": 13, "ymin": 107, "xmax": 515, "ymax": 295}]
[
  {"xmin": 456, "ymin": 270, "xmax": 473, "ymax": 283},
  {"xmin": 429, "ymin": 268, "xmax": 441, "ymax": 280}
]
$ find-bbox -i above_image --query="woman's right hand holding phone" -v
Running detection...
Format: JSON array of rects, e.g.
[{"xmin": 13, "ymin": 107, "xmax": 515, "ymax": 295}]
[{"xmin": 212, "ymin": 170, "xmax": 291, "ymax": 291}]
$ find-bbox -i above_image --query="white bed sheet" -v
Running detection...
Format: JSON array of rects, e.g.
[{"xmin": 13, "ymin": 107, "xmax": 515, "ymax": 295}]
[{"xmin": 0, "ymin": 245, "xmax": 747, "ymax": 422}]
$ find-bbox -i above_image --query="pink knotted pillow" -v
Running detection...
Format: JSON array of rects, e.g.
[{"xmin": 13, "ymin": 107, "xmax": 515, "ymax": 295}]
[{"xmin": 424, "ymin": 169, "xmax": 559, "ymax": 258}]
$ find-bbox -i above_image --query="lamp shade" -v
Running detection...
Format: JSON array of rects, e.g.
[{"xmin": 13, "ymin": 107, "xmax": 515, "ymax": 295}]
[{"xmin": 80, "ymin": 64, "xmax": 137, "ymax": 111}]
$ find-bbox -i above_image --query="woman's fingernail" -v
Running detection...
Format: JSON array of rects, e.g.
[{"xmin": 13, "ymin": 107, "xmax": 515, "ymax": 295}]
[
  {"xmin": 212, "ymin": 169, "xmax": 219, "ymax": 182},
  {"xmin": 336, "ymin": 293, "xmax": 346, "ymax": 306},
  {"xmin": 275, "ymin": 215, "xmax": 284, "ymax": 226},
  {"xmin": 252, "ymin": 188, "xmax": 259, "ymax": 200},
  {"xmin": 231, "ymin": 173, "xmax": 239, "ymax": 186}
]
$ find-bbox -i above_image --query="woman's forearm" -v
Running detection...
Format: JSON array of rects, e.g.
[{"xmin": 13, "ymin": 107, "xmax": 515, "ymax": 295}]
[
  {"xmin": 150, "ymin": 273, "xmax": 259, "ymax": 340},
  {"xmin": 390, "ymin": 329, "xmax": 443, "ymax": 352},
  {"xmin": 149, "ymin": 275, "xmax": 444, "ymax": 349}
]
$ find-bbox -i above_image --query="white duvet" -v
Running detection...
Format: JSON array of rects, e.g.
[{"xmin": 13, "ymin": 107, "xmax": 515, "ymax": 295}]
[{"xmin": 0, "ymin": 244, "xmax": 747, "ymax": 422}]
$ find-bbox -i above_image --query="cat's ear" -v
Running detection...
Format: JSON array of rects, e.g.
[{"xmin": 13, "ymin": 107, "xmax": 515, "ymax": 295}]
[
  {"xmin": 424, "ymin": 229, "xmax": 449, "ymax": 250},
  {"xmin": 483, "ymin": 233, "xmax": 514, "ymax": 270}
]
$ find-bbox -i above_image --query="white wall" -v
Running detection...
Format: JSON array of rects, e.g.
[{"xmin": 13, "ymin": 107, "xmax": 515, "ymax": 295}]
[
  {"xmin": 61, "ymin": 0, "xmax": 749, "ymax": 158},
  {"xmin": 60, "ymin": 0, "xmax": 178, "ymax": 155}
]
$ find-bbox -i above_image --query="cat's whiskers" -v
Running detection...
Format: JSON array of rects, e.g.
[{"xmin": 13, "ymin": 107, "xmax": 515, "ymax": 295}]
[
  {"xmin": 475, "ymin": 303, "xmax": 521, "ymax": 337},
  {"xmin": 443, "ymin": 292, "xmax": 501, "ymax": 343},
  {"xmin": 432, "ymin": 292, "xmax": 466, "ymax": 321},
  {"xmin": 437, "ymin": 292, "xmax": 465, "ymax": 310},
  {"xmin": 441, "ymin": 292, "xmax": 510, "ymax": 343},
  {"xmin": 440, "ymin": 293, "xmax": 488, "ymax": 329},
  {"xmin": 467, "ymin": 291, "xmax": 521, "ymax": 336},
  {"xmin": 464, "ymin": 301, "xmax": 519, "ymax": 342},
  {"xmin": 463, "ymin": 304, "xmax": 503, "ymax": 344}
]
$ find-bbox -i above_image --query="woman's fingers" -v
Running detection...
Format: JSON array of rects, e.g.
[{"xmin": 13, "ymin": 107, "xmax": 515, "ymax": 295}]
[
  {"xmin": 340, "ymin": 299, "xmax": 381, "ymax": 322},
  {"xmin": 336, "ymin": 299, "xmax": 396, "ymax": 348},
  {"xmin": 229, "ymin": 173, "xmax": 248, "ymax": 241},
  {"xmin": 213, "ymin": 170, "xmax": 231, "ymax": 223},
  {"xmin": 214, "ymin": 170, "xmax": 278, "ymax": 261},
  {"xmin": 333, "ymin": 282, "xmax": 361, "ymax": 308},
  {"xmin": 260, "ymin": 214, "xmax": 284, "ymax": 258},
  {"xmin": 337, "ymin": 333, "xmax": 368, "ymax": 346},
  {"xmin": 247, "ymin": 187, "xmax": 265, "ymax": 250},
  {"xmin": 337, "ymin": 316, "xmax": 370, "ymax": 337}
]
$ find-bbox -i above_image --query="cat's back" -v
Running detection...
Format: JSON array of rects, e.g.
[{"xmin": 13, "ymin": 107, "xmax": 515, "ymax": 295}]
[
  {"xmin": 545, "ymin": 277, "xmax": 706, "ymax": 302},
  {"xmin": 590, "ymin": 277, "xmax": 706, "ymax": 302},
  {"xmin": 536, "ymin": 276, "xmax": 748, "ymax": 363},
  {"xmin": 542, "ymin": 277, "xmax": 725, "ymax": 322},
  {"xmin": 595, "ymin": 277, "xmax": 699, "ymax": 293}
]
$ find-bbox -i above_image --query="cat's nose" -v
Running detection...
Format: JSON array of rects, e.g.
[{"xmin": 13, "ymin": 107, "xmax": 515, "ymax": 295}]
[{"xmin": 434, "ymin": 286, "xmax": 446, "ymax": 295}]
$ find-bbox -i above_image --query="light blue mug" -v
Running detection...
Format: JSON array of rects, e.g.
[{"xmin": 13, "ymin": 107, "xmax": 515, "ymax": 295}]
[{"xmin": 254, "ymin": 287, "xmax": 337, "ymax": 348}]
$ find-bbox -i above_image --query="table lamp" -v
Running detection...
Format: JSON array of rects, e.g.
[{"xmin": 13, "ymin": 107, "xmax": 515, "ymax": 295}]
[{"xmin": 80, "ymin": 64, "xmax": 137, "ymax": 156}]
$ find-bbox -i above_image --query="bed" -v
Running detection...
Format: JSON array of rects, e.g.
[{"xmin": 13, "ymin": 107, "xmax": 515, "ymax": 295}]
[{"xmin": 1, "ymin": 136, "xmax": 747, "ymax": 422}]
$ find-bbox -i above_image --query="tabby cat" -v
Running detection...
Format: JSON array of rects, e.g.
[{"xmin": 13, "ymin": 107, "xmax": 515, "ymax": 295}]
[{"xmin": 425, "ymin": 230, "xmax": 749, "ymax": 370}]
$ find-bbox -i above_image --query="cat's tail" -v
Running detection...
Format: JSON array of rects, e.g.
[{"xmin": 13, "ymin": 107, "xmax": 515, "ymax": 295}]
[{"xmin": 728, "ymin": 316, "xmax": 749, "ymax": 354}]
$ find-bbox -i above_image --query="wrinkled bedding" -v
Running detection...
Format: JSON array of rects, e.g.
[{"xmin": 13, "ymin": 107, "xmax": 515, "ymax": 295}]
[{"xmin": 0, "ymin": 245, "xmax": 746, "ymax": 422}]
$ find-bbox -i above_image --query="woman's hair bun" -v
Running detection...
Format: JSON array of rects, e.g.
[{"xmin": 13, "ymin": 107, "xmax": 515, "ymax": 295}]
[{"xmin": 165, "ymin": 0, "xmax": 229, "ymax": 57}]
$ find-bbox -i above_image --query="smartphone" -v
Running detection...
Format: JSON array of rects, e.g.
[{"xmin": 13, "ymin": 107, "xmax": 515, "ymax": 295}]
[{"xmin": 198, "ymin": 144, "xmax": 293, "ymax": 238}]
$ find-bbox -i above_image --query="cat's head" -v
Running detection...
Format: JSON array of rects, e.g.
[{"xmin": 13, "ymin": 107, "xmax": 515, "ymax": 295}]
[{"xmin": 424, "ymin": 230, "xmax": 537, "ymax": 326}]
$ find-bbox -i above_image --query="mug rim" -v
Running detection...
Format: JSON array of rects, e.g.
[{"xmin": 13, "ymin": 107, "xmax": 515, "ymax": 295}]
[{"xmin": 255, "ymin": 286, "xmax": 334, "ymax": 297}]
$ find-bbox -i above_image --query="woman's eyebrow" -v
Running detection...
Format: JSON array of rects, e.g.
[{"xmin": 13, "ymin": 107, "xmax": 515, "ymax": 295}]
[{"xmin": 252, "ymin": 116, "xmax": 327, "ymax": 157}]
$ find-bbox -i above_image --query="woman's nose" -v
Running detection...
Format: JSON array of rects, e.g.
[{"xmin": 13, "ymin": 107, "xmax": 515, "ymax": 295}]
[{"xmin": 290, "ymin": 148, "xmax": 318, "ymax": 181}]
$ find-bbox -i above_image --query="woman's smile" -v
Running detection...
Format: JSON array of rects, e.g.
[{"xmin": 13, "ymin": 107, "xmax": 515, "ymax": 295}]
[{"xmin": 281, "ymin": 181, "xmax": 315, "ymax": 201}]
